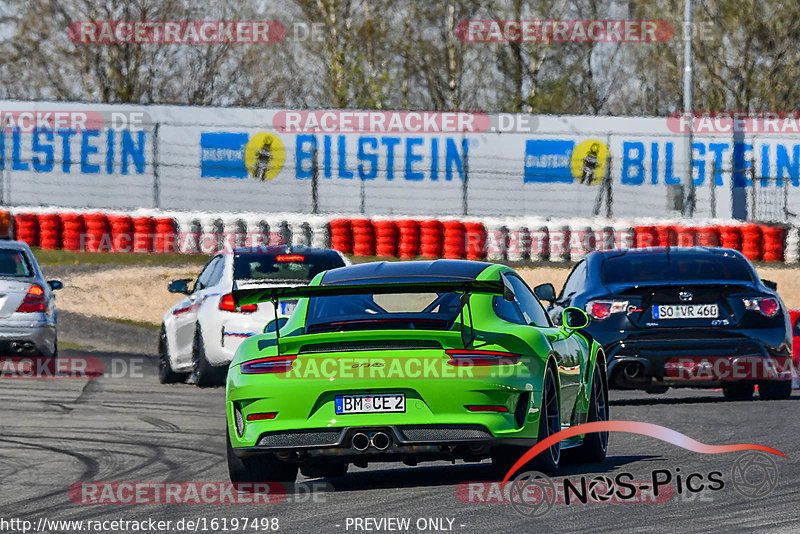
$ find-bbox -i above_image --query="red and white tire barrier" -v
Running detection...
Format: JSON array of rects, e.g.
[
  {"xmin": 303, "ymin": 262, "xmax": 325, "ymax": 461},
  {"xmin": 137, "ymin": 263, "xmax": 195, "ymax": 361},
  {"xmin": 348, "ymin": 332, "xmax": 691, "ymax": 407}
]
[
  {"xmin": 785, "ymin": 227, "xmax": 799, "ymax": 264},
  {"xmin": 5, "ymin": 206, "xmax": 794, "ymax": 264}
]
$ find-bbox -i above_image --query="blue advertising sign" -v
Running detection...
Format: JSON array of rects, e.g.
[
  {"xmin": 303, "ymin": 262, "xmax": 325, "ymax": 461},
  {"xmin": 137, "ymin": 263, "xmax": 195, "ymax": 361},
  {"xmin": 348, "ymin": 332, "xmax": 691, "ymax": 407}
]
[
  {"xmin": 524, "ymin": 139, "xmax": 575, "ymax": 183},
  {"xmin": 200, "ymin": 132, "xmax": 248, "ymax": 178}
]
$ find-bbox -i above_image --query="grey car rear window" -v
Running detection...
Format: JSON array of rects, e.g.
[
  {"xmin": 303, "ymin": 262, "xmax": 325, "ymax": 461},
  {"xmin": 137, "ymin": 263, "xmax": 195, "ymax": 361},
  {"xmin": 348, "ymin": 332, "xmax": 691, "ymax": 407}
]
[{"xmin": 0, "ymin": 249, "xmax": 33, "ymax": 277}]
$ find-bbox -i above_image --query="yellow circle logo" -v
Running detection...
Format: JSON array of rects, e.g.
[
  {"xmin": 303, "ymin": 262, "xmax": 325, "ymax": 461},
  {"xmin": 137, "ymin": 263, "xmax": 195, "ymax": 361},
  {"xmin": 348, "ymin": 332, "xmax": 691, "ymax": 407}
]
[
  {"xmin": 245, "ymin": 132, "xmax": 285, "ymax": 181},
  {"xmin": 570, "ymin": 139, "xmax": 608, "ymax": 185}
]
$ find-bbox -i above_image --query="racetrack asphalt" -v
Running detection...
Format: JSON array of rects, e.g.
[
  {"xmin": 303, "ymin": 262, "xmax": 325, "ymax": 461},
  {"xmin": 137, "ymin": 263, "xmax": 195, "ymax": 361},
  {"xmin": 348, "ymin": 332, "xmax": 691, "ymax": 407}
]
[{"xmin": 1, "ymin": 317, "xmax": 799, "ymax": 534}]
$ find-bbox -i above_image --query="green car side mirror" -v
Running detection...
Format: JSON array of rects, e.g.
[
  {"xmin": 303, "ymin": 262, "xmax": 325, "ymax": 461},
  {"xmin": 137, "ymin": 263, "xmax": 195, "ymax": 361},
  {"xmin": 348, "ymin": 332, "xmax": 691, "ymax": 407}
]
[{"xmin": 560, "ymin": 307, "xmax": 590, "ymax": 336}]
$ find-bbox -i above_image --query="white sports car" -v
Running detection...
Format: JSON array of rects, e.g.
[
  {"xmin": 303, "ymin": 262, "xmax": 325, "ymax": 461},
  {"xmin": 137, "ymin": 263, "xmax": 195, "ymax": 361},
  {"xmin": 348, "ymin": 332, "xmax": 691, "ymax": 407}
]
[{"xmin": 159, "ymin": 246, "xmax": 349, "ymax": 386}]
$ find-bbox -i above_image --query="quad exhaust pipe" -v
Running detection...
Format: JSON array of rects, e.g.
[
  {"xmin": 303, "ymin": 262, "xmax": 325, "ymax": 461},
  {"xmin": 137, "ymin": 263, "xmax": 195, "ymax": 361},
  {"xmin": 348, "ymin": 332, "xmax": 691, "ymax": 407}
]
[
  {"xmin": 10, "ymin": 341, "xmax": 35, "ymax": 353},
  {"xmin": 351, "ymin": 431, "xmax": 392, "ymax": 451}
]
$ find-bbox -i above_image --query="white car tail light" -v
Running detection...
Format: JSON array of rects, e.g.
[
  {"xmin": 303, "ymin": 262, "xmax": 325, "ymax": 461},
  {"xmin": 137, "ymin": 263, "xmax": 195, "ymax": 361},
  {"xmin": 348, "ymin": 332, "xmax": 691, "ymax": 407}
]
[{"xmin": 219, "ymin": 293, "xmax": 257, "ymax": 313}]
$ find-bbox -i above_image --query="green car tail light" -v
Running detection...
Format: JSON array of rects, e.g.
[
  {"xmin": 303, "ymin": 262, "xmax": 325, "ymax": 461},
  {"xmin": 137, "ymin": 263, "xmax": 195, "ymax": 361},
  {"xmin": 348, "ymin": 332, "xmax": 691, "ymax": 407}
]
[
  {"xmin": 445, "ymin": 350, "xmax": 521, "ymax": 366},
  {"xmin": 246, "ymin": 412, "xmax": 278, "ymax": 421},
  {"xmin": 465, "ymin": 405, "xmax": 509, "ymax": 413},
  {"xmin": 240, "ymin": 355, "xmax": 297, "ymax": 374}
]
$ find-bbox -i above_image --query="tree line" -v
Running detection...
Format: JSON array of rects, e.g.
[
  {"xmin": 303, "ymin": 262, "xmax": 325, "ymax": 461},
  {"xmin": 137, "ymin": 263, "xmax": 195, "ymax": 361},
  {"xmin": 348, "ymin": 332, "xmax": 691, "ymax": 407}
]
[{"xmin": 0, "ymin": 0, "xmax": 797, "ymax": 115}]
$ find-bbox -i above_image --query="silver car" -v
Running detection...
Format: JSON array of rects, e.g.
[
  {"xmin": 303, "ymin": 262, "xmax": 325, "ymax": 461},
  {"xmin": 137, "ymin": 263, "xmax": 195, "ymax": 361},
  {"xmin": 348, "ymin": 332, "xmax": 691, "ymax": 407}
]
[{"xmin": 0, "ymin": 241, "xmax": 61, "ymax": 358}]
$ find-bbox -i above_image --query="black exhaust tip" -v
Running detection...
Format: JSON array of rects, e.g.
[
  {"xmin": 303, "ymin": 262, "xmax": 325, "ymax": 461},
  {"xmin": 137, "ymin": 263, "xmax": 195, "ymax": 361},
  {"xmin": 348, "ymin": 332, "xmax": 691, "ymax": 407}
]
[
  {"xmin": 370, "ymin": 431, "xmax": 391, "ymax": 451},
  {"xmin": 623, "ymin": 362, "xmax": 645, "ymax": 380},
  {"xmin": 352, "ymin": 432, "xmax": 370, "ymax": 451}
]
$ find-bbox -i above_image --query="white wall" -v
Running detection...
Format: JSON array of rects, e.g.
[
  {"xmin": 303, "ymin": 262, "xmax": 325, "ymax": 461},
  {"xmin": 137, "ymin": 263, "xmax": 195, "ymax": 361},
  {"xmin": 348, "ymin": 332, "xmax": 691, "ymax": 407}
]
[{"xmin": 1, "ymin": 100, "xmax": 798, "ymax": 220}]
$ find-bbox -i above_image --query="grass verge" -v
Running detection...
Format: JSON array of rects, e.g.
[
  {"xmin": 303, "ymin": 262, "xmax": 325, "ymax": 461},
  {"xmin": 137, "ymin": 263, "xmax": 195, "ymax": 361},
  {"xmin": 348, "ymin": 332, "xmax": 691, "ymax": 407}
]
[
  {"xmin": 106, "ymin": 317, "xmax": 162, "ymax": 332},
  {"xmin": 59, "ymin": 340, "xmax": 92, "ymax": 351},
  {"xmin": 31, "ymin": 248, "xmax": 211, "ymax": 267}
]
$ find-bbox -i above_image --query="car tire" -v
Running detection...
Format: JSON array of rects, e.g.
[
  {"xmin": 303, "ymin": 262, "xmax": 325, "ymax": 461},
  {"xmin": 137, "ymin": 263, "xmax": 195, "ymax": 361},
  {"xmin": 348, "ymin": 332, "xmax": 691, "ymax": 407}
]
[
  {"xmin": 531, "ymin": 365, "xmax": 562, "ymax": 474},
  {"xmin": 41, "ymin": 338, "xmax": 58, "ymax": 376},
  {"xmin": 300, "ymin": 461, "xmax": 348, "ymax": 479},
  {"xmin": 492, "ymin": 364, "xmax": 561, "ymax": 479},
  {"xmin": 227, "ymin": 430, "xmax": 298, "ymax": 484},
  {"xmin": 722, "ymin": 382, "xmax": 755, "ymax": 401},
  {"xmin": 758, "ymin": 380, "xmax": 792, "ymax": 400},
  {"xmin": 158, "ymin": 327, "xmax": 189, "ymax": 384},
  {"xmin": 192, "ymin": 328, "xmax": 226, "ymax": 387},
  {"xmin": 573, "ymin": 362, "xmax": 609, "ymax": 463}
]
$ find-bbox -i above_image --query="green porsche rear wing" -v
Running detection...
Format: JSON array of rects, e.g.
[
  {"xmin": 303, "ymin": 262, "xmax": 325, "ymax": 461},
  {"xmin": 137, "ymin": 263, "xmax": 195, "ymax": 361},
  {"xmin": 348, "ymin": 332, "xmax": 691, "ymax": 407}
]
[
  {"xmin": 232, "ymin": 274, "xmax": 515, "ymax": 351},
  {"xmin": 232, "ymin": 277, "xmax": 512, "ymax": 308}
]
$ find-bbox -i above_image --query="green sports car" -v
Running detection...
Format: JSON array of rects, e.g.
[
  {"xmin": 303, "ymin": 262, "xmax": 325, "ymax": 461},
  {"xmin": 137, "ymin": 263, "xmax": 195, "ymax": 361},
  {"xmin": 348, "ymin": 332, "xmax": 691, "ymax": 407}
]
[{"xmin": 226, "ymin": 260, "xmax": 608, "ymax": 483}]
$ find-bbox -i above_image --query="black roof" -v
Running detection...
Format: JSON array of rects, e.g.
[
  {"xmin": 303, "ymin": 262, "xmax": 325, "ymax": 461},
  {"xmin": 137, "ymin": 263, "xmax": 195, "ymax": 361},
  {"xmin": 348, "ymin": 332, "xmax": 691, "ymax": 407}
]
[
  {"xmin": 590, "ymin": 246, "xmax": 741, "ymax": 258},
  {"xmin": 232, "ymin": 245, "xmax": 340, "ymax": 256},
  {"xmin": 321, "ymin": 259, "xmax": 492, "ymax": 285}
]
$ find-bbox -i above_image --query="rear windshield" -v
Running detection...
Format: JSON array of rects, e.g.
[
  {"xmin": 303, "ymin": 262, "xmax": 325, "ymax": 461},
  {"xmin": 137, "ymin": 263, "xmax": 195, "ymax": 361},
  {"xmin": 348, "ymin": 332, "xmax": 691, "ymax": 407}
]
[
  {"xmin": 602, "ymin": 253, "xmax": 754, "ymax": 284},
  {"xmin": 233, "ymin": 252, "xmax": 345, "ymax": 282},
  {"xmin": 0, "ymin": 249, "xmax": 33, "ymax": 277},
  {"xmin": 305, "ymin": 292, "xmax": 461, "ymax": 333}
]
